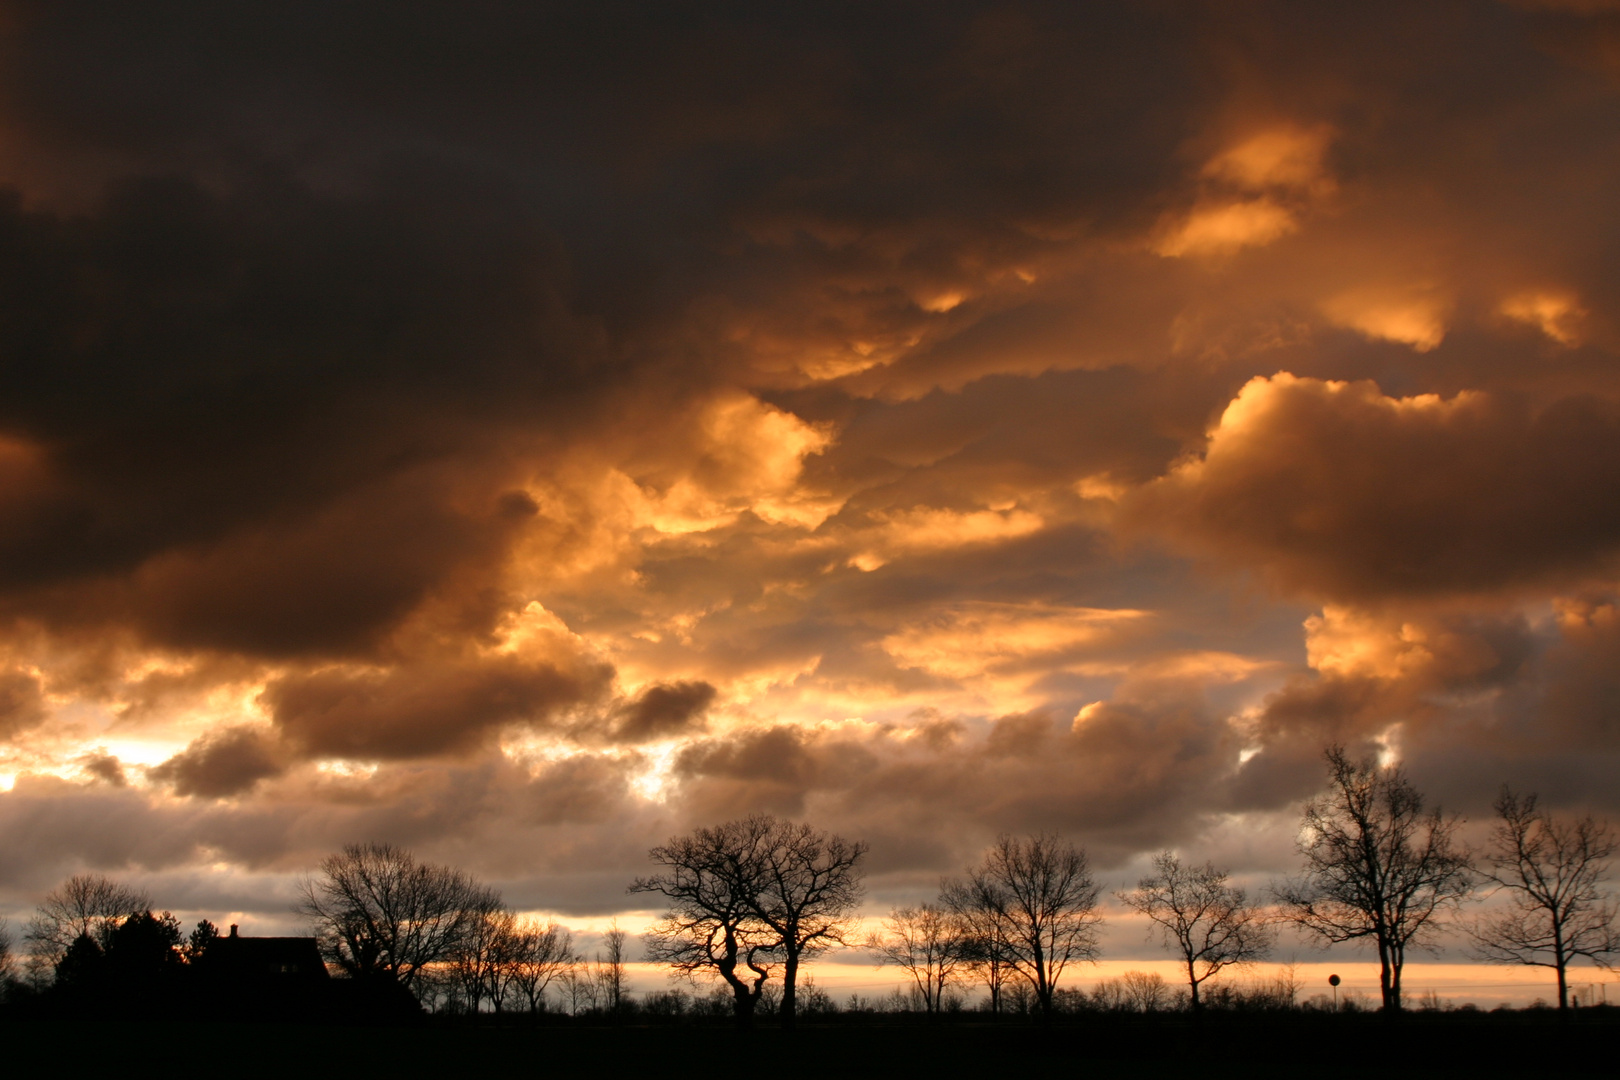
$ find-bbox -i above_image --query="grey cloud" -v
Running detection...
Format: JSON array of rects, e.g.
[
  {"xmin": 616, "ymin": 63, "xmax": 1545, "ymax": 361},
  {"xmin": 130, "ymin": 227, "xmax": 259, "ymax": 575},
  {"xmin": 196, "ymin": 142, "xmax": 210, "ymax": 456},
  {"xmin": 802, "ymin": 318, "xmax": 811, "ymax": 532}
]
[
  {"xmin": 78, "ymin": 752, "xmax": 127, "ymax": 787},
  {"xmin": 1127, "ymin": 377, "xmax": 1620, "ymax": 602},
  {"xmin": 150, "ymin": 726, "xmax": 287, "ymax": 799},
  {"xmin": 265, "ymin": 653, "xmax": 614, "ymax": 761},
  {"xmin": 0, "ymin": 668, "xmax": 46, "ymax": 739},
  {"xmin": 606, "ymin": 680, "xmax": 716, "ymax": 743}
]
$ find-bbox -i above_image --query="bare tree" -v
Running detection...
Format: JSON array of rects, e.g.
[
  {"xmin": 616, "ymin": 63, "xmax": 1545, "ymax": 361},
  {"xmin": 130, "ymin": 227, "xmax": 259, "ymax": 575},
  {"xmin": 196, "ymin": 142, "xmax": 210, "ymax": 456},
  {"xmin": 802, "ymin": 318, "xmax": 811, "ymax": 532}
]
[
  {"xmin": 630, "ymin": 819, "xmax": 780, "ymax": 1028},
  {"xmin": 1275, "ymin": 746, "xmax": 1473, "ymax": 1013},
  {"xmin": 0, "ymin": 917, "xmax": 13, "ymax": 997},
  {"xmin": 448, "ymin": 897, "xmax": 516, "ymax": 1014},
  {"xmin": 1120, "ymin": 851, "xmax": 1274, "ymax": 1009},
  {"xmin": 24, "ymin": 874, "xmax": 150, "ymax": 968},
  {"xmin": 944, "ymin": 833, "xmax": 1102, "ymax": 1018},
  {"xmin": 749, "ymin": 816, "xmax": 867, "ymax": 1027},
  {"xmin": 1120, "ymin": 969, "xmax": 1172, "ymax": 1012},
  {"xmin": 942, "ymin": 880, "xmax": 1011, "ymax": 1014},
  {"xmin": 559, "ymin": 963, "xmax": 596, "ymax": 1016},
  {"xmin": 1471, "ymin": 787, "xmax": 1619, "ymax": 1012},
  {"xmin": 595, "ymin": 920, "xmax": 628, "ymax": 1014},
  {"xmin": 298, "ymin": 842, "xmax": 496, "ymax": 997},
  {"xmin": 506, "ymin": 919, "xmax": 576, "ymax": 1015},
  {"xmin": 870, "ymin": 903, "xmax": 971, "ymax": 1016}
]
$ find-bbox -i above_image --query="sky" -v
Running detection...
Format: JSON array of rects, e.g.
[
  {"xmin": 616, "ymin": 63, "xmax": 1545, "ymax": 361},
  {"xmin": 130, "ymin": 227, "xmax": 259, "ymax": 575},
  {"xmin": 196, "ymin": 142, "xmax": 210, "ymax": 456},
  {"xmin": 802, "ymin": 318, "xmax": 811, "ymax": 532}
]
[{"xmin": 2, "ymin": 0, "xmax": 1620, "ymax": 1002}]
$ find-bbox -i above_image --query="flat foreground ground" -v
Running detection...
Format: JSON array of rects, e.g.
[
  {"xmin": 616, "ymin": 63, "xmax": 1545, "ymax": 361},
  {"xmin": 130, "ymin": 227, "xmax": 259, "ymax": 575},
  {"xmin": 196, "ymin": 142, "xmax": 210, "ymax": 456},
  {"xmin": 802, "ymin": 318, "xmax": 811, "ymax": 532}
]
[{"xmin": 5, "ymin": 1011, "xmax": 1612, "ymax": 1079}]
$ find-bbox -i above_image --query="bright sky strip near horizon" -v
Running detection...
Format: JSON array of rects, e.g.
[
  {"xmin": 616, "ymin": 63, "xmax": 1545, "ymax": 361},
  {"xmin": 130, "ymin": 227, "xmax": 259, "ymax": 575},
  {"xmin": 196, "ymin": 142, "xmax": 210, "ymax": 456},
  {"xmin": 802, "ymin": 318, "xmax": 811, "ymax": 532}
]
[{"xmin": 2, "ymin": 0, "xmax": 1620, "ymax": 1007}]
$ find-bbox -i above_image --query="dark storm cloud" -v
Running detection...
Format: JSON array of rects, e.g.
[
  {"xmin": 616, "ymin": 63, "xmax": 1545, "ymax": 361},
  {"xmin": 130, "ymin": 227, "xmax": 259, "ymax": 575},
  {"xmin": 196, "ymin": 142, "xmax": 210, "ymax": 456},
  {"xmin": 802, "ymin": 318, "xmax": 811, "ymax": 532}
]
[
  {"xmin": 0, "ymin": 167, "xmax": 597, "ymax": 657},
  {"xmin": 1127, "ymin": 375, "xmax": 1620, "ymax": 601},
  {"xmin": 0, "ymin": 667, "xmax": 45, "ymax": 738},
  {"xmin": 150, "ymin": 725, "xmax": 287, "ymax": 798},
  {"xmin": 604, "ymin": 680, "xmax": 716, "ymax": 743},
  {"xmin": 5, "ymin": 0, "xmax": 1620, "ymax": 925},
  {"xmin": 264, "ymin": 652, "xmax": 614, "ymax": 761},
  {"xmin": 77, "ymin": 751, "xmax": 125, "ymax": 787},
  {"xmin": 670, "ymin": 698, "xmax": 1243, "ymax": 869}
]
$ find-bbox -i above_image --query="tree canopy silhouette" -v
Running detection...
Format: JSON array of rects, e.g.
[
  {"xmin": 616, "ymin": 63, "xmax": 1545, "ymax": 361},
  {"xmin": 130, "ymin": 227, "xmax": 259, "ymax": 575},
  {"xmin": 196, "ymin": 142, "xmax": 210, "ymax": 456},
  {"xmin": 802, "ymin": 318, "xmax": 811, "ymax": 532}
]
[
  {"xmin": 298, "ymin": 842, "xmax": 498, "ymax": 997},
  {"xmin": 1276, "ymin": 746, "xmax": 1472, "ymax": 1013},
  {"xmin": 25, "ymin": 874, "xmax": 150, "ymax": 967},
  {"xmin": 631, "ymin": 818, "xmax": 779, "ymax": 1028},
  {"xmin": 943, "ymin": 833, "xmax": 1102, "ymax": 1019},
  {"xmin": 1471, "ymin": 786, "xmax": 1619, "ymax": 1012},
  {"xmin": 1120, "ymin": 851, "xmax": 1273, "ymax": 1009}
]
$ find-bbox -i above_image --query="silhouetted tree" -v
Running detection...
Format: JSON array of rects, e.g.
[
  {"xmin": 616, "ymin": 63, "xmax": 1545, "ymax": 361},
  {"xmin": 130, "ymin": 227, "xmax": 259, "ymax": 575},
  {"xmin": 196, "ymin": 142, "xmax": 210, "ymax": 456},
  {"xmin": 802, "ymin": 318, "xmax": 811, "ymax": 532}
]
[
  {"xmin": 1120, "ymin": 851, "xmax": 1274, "ymax": 1009},
  {"xmin": 54, "ymin": 931, "xmax": 106, "ymax": 989},
  {"xmin": 944, "ymin": 833, "xmax": 1102, "ymax": 1019},
  {"xmin": 748, "ymin": 816, "xmax": 867, "ymax": 1027},
  {"xmin": 25, "ymin": 874, "xmax": 150, "ymax": 969},
  {"xmin": 942, "ymin": 882, "xmax": 1011, "ymax": 1014},
  {"xmin": 104, "ymin": 910, "xmax": 184, "ymax": 983},
  {"xmin": 505, "ymin": 919, "xmax": 576, "ymax": 1015},
  {"xmin": 1275, "ymin": 746, "xmax": 1472, "ymax": 1013},
  {"xmin": 870, "ymin": 903, "xmax": 971, "ymax": 1016},
  {"xmin": 596, "ymin": 920, "xmax": 628, "ymax": 1014},
  {"xmin": 298, "ymin": 842, "xmax": 497, "ymax": 998},
  {"xmin": 1120, "ymin": 969, "xmax": 1172, "ymax": 1012},
  {"xmin": 631, "ymin": 820, "xmax": 780, "ymax": 1028},
  {"xmin": 448, "ymin": 896, "xmax": 514, "ymax": 1014},
  {"xmin": 184, "ymin": 919, "xmax": 221, "ymax": 964},
  {"xmin": 1471, "ymin": 787, "xmax": 1619, "ymax": 1012},
  {"xmin": 0, "ymin": 917, "xmax": 13, "ymax": 989}
]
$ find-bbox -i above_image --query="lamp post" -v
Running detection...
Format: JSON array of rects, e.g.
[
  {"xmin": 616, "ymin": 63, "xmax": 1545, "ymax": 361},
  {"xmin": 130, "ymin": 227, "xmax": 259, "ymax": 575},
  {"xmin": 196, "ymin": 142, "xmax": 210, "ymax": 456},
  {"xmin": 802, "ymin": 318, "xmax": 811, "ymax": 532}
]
[{"xmin": 1328, "ymin": 973, "xmax": 1340, "ymax": 1011}]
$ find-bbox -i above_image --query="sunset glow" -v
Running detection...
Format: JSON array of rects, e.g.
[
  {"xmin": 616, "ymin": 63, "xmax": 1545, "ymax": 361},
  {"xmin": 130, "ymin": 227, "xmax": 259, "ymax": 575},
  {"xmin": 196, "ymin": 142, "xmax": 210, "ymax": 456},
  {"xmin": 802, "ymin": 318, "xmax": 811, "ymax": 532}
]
[{"xmin": 3, "ymin": 1, "xmax": 1620, "ymax": 1014}]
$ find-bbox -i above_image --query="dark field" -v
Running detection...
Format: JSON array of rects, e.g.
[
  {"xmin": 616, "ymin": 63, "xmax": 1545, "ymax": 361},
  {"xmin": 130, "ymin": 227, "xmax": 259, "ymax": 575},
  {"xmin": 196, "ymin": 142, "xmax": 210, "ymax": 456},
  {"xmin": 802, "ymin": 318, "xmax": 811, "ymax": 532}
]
[{"xmin": 5, "ymin": 1011, "xmax": 1613, "ymax": 1079}]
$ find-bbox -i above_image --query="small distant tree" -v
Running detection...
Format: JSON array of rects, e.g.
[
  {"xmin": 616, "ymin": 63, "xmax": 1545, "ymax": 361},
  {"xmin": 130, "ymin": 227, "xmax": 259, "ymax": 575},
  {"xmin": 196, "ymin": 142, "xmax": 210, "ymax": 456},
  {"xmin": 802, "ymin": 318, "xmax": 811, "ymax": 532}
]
[
  {"xmin": 596, "ymin": 921, "xmax": 628, "ymax": 1014},
  {"xmin": 944, "ymin": 883, "xmax": 1011, "ymax": 1014},
  {"xmin": 506, "ymin": 920, "xmax": 576, "ymax": 1015},
  {"xmin": 631, "ymin": 820, "xmax": 780, "ymax": 1028},
  {"xmin": 559, "ymin": 963, "xmax": 596, "ymax": 1016},
  {"xmin": 448, "ymin": 897, "xmax": 515, "ymax": 1014},
  {"xmin": 943, "ymin": 833, "xmax": 1102, "ymax": 1019},
  {"xmin": 1119, "ymin": 851, "xmax": 1274, "ymax": 1009},
  {"xmin": 298, "ymin": 842, "xmax": 497, "ymax": 998},
  {"xmin": 0, "ymin": 917, "xmax": 16, "ymax": 1000},
  {"xmin": 870, "ymin": 903, "xmax": 971, "ymax": 1016},
  {"xmin": 184, "ymin": 919, "xmax": 221, "ymax": 964},
  {"xmin": 1471, "ymin": 787, "xmax": 1619, "ymax": 1012},
  {"xmin": 1120, "ymin": 970, "xmax": 1172, "ymax": 1012},
  {"xmin": 25, "ymin": 874, "xmax": 150, "ymax": 968},
  {"xmin": 1275, "ymin": 746, "xmax": 1473, "ymax": 1013}
]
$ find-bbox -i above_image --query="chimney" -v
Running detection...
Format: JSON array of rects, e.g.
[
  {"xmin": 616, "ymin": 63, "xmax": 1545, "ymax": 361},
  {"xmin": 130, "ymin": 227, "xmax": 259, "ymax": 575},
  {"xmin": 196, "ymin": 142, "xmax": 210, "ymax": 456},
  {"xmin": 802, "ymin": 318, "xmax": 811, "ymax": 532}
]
[{"xmin": 229, "ymin": 924, "xmax": 238, "ymax": 938}]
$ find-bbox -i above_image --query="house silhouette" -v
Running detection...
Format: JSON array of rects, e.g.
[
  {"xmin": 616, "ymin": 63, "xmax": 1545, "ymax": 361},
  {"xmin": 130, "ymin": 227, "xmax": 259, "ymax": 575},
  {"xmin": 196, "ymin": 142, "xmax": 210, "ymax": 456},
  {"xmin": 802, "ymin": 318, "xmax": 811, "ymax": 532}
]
[{"xmin": 196, "ymin": 925, "xmax": 329, "ymax": 985}]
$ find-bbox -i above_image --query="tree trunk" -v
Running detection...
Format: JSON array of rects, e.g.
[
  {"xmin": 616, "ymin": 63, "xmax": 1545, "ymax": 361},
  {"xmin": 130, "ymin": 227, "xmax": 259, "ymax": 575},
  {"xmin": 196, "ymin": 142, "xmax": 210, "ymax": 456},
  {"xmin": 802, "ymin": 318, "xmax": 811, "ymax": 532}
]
[
  {"xmin": 1188, "ymin": 959, "xmax": 1201, "ymax": 1011},
  {"xmin": 732, "ymin": 985, "xmax": 754, "ymax": 1029},
  {"xmin": 780, "ymin": 949, "xmax": 799, "ymax": 1029},
  {"xmin": 1377, "ymin": 939, "xmax": 1397, "ymax": 1013},
  {"xmin": 1387, "ymin": 943, "xmax": 1404, "ymax": 1015},
  {"xmin": 1554, "ymin": 926, "xmax": 1568, "ymax": 1014}
]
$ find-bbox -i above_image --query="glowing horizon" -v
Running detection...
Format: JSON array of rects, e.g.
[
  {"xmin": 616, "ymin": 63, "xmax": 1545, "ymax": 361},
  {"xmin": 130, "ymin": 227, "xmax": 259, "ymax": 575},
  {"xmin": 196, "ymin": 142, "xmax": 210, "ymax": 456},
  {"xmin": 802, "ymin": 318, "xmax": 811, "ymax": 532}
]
[{"xmin": 1, "ymin": 2, "xmax": 1619, "ymax": 1010}]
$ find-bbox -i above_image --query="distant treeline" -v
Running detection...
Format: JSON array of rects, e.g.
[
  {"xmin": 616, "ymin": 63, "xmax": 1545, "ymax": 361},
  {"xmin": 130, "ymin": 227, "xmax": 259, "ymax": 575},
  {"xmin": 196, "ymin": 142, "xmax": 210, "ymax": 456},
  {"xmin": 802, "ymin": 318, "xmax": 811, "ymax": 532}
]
[{"xmin": 1, "ymin": 746, "xmax": 1614, "ymax": 1026}]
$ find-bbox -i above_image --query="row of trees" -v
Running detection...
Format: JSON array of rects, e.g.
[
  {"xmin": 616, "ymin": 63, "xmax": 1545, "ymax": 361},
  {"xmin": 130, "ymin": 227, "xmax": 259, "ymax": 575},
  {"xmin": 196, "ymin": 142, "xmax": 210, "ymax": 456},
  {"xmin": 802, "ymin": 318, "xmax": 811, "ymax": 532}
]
[
  {"xmin": 636, "ymin": 747, "xmax": 1617, "ymax": 1022},
  {"xmin": 1281, "ymin": 747, "xmax": 1617, "ymax": 1014},
  {"xmin": 4, "ymin": 746, "xmax": 1614, "ymax": 1021}
]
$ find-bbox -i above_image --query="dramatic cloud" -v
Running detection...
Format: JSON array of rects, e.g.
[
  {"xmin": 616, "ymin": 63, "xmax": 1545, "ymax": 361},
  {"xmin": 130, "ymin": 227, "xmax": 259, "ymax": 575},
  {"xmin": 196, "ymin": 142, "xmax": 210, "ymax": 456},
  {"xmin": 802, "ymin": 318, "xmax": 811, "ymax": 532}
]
[
  {"xmin": 150, "ymin": 726, "xmax": 287, "ymax": 799},
  {"xmin": 1, "ymin": 2, "xmax": 1619, "ymax": 964},
  {"xmin": 1129, "ymin": 374, "xmax": 1620, "ymax": 600}
]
